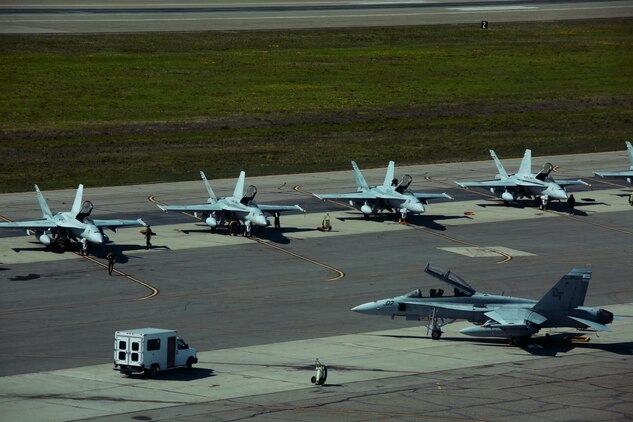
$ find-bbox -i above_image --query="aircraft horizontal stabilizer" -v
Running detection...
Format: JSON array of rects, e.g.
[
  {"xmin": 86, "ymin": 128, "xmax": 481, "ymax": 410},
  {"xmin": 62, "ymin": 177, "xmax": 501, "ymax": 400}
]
[{"xmin": 568, "ymin": 316, "xmax": 612, "ymax": 332}]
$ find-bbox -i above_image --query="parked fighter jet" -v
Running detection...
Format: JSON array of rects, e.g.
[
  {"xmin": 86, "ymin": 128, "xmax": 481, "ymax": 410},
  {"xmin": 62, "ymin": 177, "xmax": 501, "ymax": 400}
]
[
  {"xmin": 456, "ymin": 149, "xmax": 588, "ymax": 205},
  {"xmin": 313, "ymin": 161, "xmax": 452, "ymax": 220},
  {"xmin": 594, "ymin": 141, "xmax": 633, "ymax": 183},
  {"xmin": 157, "ymin": 171, "xmax": 304, "ymax": 230},
  {"xmin": 352, "ymin": 263, "xmax": 615, "ymax": 345},
  {"xmin": 0, "ymin": 184, "xmax": 146, "ymax": 247}
]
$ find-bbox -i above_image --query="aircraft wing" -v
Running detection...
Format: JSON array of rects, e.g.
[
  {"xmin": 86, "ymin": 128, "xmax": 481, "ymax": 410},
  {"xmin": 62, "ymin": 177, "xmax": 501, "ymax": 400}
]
[
  {"xmin": 92, "ymin": 218, "xmax": 146, "ymax": 228},
  {"xmin": 594, "ymin": 171, "xmax": 633, "ymax": 178},
  {"xmin": 413, "ymin": 192, "xmax": 453, "ymax": 201},
  {"xmin": 0, "ymin": 220, "xmax": 55, "ymax": 229},
  {"xmin": 157, "ymin": 203, "xmax": 237, "ymax": 212},
  {"xmin": 314, "ymin": 192, "xmax": 378, "ymax": 200},
  {"xmin": 484, "ymin": 309, "xmax": 547, "ymax": 326},
  {"xmin": 553, "ymin": 179, "xmax": 589, "ymax": 186},
  {"xmin": 258, "ymin": 204, "xmax": 305, "ymax": 213},
  {"xmin": 456, "ymin": 180, "xmax": 518, "ymax": 188}
]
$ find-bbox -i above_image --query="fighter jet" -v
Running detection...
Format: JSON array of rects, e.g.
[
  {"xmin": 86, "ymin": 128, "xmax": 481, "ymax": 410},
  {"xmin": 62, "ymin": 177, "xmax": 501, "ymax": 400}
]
[
  {"xmin": 313, "ymin": 161, "xmax": 452, "ymax": 220},
  {"xmin": 0, "ymin": 184, "xmax": 146, "ymax": 247},
  {"xmin": 594, "ymin": 141, "xmax": 633, "ymax": 183},
  {"xmin": 456, "ymin": 149, "xmax": 588, "ymax": 205},
  {"xmin": 157, "ymin": 171, "xmax": 304, "ymax": 230},
  {"xmin": 352, "ymin": 263, "xmax": 615, "ymax": 345}
]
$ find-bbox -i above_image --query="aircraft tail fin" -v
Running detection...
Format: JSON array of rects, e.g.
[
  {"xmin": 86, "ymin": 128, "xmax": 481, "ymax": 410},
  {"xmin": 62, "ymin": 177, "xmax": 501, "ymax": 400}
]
[
  {"xmin": 351, "ymin": 161, "xmax": 370, "ymax": 191},
  {"xmin": 383, "ymin": 161, "xmax": 395, "ymax": 187},
  {"xmin": 533, "ymin": 268, "xmax": 591, "ymax": 312},
  {"xmin": 71, "ymin": 184, "xmax": 84, "ymax": 214},
  {"xmin": 35, "ymin": 185, "xmax": 53, "ymax": 218},
  {"xmin": 517, "ymin": 149, "xmax": 532, "ymax": 176},
  {"xmin": 233, "ymin": 171, "xmax": 246, "ymax": 199},
  {"xmin": 200, "ymin": 171, "xmax": 218, "ymax": 203},
  {"xmin": 626, "ymin": 141, "xmax": 633, "ymax": 170},
  {"xmin": 489, "ymin": 150, "xmax": 508, "ymax": 179}
]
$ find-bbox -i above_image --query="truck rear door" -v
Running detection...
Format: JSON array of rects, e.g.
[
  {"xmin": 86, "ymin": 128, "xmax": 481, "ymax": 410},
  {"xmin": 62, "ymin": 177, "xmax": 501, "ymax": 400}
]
[{"xmin": 114, "ymin": 334, "xmax": 143, "ymax": 367}]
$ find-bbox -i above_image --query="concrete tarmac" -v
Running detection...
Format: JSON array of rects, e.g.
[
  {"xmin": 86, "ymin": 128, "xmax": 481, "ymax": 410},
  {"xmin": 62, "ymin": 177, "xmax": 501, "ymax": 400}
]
[
  {"xmin": 1, "ymin": 0, "xmax": 632, "ymax": 34},
  {"xmin": 0, "ymin": 150, "xmax": 632, "ymax": 420}
]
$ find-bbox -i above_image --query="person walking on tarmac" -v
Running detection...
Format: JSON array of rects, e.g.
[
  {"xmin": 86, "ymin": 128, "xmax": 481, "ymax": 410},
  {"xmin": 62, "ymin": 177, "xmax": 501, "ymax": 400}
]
[
  {"xmin": 274, "ymin": 212, "xmax": 281, "ymax": 230},
  {"xmin": 629, "ymin": 192, "xmax": 633, "ymax": 207},
  {"xmin": 106, "ymin": 251, "xmax": 115, "ymax": 276},
  {"xmin": 567, "ymin": 194, "xmax": 576, "ymax": 215},
  {"xmin": 244, "ymin": 220, "xmax": 252, "ymax": 237},
  {"xmin": 144, "ymin": 225, "xmax": 153, "ymax": 249}
]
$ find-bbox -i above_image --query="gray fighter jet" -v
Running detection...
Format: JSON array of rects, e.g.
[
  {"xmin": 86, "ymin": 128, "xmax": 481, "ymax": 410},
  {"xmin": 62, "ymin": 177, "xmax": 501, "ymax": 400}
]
[
  {"xmin": 352, "ymin": 264, "xmax": 615, "ymax": 345},
  {"xmin": 456, "ymin": 149, "xmax": 588, "ymax": 205},
  {"xmin": 313, "ymin": 161, "xmax": 452, "ymax": 220},
  {"xmin": 0, "ymin": 184, "xmax": 145, "ymax": 247},
  {"xmin": 594, "ymin": 141, "xmax": 633, "ymax": 183},
  {"xmin": 157, "ymin": 171, "xmax": 304, "ymax": 230}
]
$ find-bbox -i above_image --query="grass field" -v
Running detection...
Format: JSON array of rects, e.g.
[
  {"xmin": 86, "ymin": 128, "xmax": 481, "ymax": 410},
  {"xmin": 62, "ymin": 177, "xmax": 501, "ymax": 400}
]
[{"xmin": 1, "ymin": 19, "xmax": 632, "ymax": 192}]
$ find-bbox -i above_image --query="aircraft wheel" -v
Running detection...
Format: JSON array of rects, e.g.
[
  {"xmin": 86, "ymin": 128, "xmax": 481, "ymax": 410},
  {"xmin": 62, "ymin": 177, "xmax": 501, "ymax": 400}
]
[
  {"xmin": 363, "ymin": 214, "xmax": 369, "ymax": 220},
  {"xmin": 311, "ymin": 376, "xmax": 317, "ymax": 384},
  {"xmin": 431, "ymin": 329, "xmax": 442, "ymax": 340},
  {"xmin": 503, "ymin": 201, "xmax": 510, "ymax": 207}
]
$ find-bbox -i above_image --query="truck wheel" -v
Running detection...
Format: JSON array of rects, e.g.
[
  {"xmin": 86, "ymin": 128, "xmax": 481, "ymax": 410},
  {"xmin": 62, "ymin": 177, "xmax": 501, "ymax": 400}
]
[
  {"xmin": 186, "ymin": 357, "xmax": 194, "ymax": 370},
  {"xmin": 147, "ymin": 365, "xmax": 158, "ymax": 378}
]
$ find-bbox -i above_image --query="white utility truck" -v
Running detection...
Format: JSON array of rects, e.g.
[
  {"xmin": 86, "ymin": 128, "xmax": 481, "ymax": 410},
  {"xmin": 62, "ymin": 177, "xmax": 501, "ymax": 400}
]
[{"xmin": 113, "ymin": 328, "xmax": 198, "ymax": 377}]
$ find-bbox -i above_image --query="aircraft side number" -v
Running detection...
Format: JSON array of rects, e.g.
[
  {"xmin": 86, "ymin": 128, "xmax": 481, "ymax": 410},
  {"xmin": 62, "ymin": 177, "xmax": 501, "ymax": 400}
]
[{"xmin": 385, "ymin": 300, "xmax": 394, "ymax": 306}]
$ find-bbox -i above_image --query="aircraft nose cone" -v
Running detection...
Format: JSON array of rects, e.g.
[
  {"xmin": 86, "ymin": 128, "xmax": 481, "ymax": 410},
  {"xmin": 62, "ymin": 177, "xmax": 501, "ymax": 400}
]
[
  {"xmin": 255, "ymin": 215, "xmax": 270, "ymax": 227},
  {"xmin": 351, "ymin": 302, "xmax": 377, "ymax": 314},
  {"xmin": 545, "ymin": 185, "xmax": 567, "ymax": 200},
  {"xmin": 405, "ymin": 202, "xmax": 425, "ymax": 214},
  {"xmin": 86, "ymin": 233, "xmax": 104, "ymax": 244}
]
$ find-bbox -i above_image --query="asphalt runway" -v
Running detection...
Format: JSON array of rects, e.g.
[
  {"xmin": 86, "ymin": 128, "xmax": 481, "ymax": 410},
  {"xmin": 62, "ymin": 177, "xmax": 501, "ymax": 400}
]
[
  {"xmin": 1, "ymin": 150, "xmax": 632, "ymax": 420},
  {"xmin": 1, "ymin": 0, "xmax": 632, "ymax": 33}
]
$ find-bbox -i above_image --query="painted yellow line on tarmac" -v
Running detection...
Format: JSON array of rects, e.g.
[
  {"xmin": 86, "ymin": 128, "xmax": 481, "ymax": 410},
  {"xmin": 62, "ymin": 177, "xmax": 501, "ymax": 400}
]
[
  {"xmin": 293, "ymin": 185, "xmax": 355, "ymax": 210},
  {"xmin": 295, "ymin": 184, "xmax": 511, "ymax": 264},
  {"xmin": 77, "ymin": 253, "xmax": 159, "ymax": 300},
  {"xmin": 249, "ymin": 236, "xmax": 345, "ymax": 281},
  {"xmin": 0, "ymin": 214, "xmax": 12, "ymax": 223},
  {"xmin": 402, "ymin": 222, "xmax": 512, "ymax": 265},
  {"xmin": 151, "ymin": 190, "xmax": 344, "ymax": 281},
  {"xmin": 148, "ymin": 195, "xmax": 199, "ymax": 219}
]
